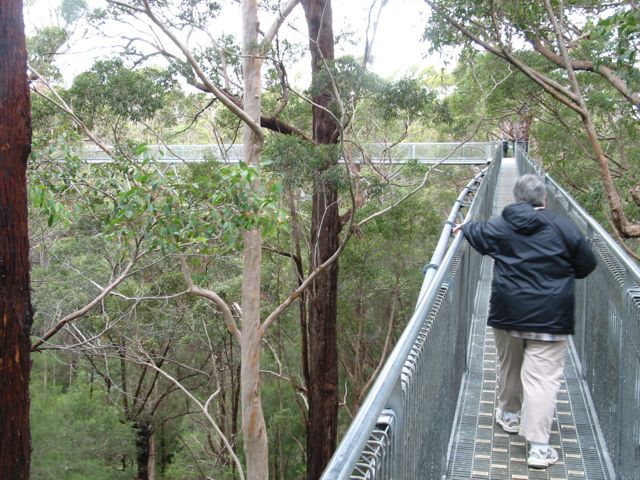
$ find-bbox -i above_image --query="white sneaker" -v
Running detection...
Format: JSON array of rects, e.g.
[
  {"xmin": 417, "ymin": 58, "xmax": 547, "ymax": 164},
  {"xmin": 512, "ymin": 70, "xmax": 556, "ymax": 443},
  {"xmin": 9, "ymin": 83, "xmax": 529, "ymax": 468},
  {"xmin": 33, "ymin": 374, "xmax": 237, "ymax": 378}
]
[
  {"xmin": 527, "ymin": 445, "xmax": 559, "ymax": 468},
  {"xmin": 495, "ymin": 408, "xmax": 519, "ymax": 434}
]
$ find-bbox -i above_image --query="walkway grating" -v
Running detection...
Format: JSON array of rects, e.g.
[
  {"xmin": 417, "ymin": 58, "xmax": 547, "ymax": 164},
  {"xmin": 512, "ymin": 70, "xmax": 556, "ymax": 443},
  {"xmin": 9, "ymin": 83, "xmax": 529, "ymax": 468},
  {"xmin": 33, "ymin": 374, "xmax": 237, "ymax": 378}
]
[{"xmin": 445, "ymin": 159, "xmax": 613, "ymax": 480}]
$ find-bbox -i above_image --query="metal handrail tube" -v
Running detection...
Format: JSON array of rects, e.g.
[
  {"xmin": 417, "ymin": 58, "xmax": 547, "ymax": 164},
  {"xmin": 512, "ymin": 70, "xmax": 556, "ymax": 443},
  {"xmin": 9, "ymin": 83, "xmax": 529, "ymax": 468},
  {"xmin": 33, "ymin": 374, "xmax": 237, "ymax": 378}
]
[
  {"xmin": 515, "ymin": 145, "xmax": 640, "ymax": 285},
  {"xmin": 515, "ymin": 145, "xmax": 637, "ymax": 478},
  {"xmin": 416, "ymin": 168, "xmax": 488, "ymax": 305},
  {"xmin": 321, "ymin": 148, "xmax": 502, "ymax": 480}
]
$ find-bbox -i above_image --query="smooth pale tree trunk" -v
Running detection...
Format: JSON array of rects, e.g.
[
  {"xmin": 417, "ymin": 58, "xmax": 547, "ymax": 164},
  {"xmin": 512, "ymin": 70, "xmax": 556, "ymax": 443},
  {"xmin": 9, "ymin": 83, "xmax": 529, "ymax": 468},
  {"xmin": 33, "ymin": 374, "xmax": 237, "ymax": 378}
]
[
  {"xmin": 0, "ymin": 1, "xmax": 33, "ymax": 479},
  {"xmin": 300, "ymin": 1, "xmax": 340, "ymax": 479},
  {"xmin": 148, "ymin": 430, "xmax": 157, "ymax": 480},
  {"xmin": 240, "ymin": 1, "xmax": 268, "ymax": 479}
]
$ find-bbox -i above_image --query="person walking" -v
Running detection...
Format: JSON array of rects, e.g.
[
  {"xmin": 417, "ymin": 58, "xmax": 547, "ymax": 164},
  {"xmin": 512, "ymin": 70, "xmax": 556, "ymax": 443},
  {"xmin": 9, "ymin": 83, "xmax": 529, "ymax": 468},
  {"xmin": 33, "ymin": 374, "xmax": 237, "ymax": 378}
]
[
  {"xmin": 502, "ymin": 138, "xmax": 510, "ymax": 157},
  {"xmin": 452, "ymin": 173, "xmax": 597, "ymax": 468}
]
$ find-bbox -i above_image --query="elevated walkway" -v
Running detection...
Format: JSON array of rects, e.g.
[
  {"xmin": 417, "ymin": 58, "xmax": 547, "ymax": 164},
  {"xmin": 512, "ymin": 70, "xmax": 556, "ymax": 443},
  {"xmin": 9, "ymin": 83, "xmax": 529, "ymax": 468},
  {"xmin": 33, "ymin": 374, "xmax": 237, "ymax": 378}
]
[
  {"xmin": 322, "ymin": 146, "xmax": 640, "ymax": 480},
  {"xmin": 446, "ymin": 158, "xmax": 613, "ymax": 479},
  {"xmin": 74, "ymin": 142, "xmax": 495, "ymax": 165}
]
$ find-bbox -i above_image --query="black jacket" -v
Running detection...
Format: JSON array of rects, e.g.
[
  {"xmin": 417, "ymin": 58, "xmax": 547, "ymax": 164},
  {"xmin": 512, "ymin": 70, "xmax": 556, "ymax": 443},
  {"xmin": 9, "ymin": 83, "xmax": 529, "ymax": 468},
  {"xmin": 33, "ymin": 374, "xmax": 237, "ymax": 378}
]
[{"xmin": 461, "ymin": 202, "xmax": 597, "ymax": 334}]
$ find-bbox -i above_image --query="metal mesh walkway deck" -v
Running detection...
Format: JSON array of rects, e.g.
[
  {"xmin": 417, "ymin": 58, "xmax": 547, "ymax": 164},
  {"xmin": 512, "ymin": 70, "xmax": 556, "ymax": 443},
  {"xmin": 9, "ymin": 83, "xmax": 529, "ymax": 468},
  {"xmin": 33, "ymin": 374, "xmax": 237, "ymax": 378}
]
[{"xmin": 445, "ymin": 158, "xmax": 613, "ymax": 480}]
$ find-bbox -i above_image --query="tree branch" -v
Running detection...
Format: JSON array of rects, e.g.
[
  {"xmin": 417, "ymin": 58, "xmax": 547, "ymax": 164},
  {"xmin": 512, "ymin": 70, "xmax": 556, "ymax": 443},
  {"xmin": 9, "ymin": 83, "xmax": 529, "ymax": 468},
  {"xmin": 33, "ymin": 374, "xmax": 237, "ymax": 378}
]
[
  {"xmin": 31, "ymin": 239, "xmax": 143, "ymax": 350},
  {"xmin": 108, "ymin": 0, "xmax": 263, "ymax": 140},
  {"xmin": 136, "ymin": 355, "xmax": 246, "ymax": 480},
  {"xmin": 179, "ymin": 255, "xmax": 242, "ymax": 342},
  {"xmin": 529, "ymin": 37, "xmax": 640, "ymax": 107},
  {"xmin": 262, "ymin": 0, "xmax": 302, "ymax": 47}
]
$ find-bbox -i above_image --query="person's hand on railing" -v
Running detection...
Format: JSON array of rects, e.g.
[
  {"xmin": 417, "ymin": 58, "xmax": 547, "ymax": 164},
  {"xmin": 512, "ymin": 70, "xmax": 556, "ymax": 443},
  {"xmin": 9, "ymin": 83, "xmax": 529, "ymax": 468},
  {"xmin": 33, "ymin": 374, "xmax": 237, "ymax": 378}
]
[{"xmin": 452, "ymin": 223, "xmax": 465, "ymax": 235}]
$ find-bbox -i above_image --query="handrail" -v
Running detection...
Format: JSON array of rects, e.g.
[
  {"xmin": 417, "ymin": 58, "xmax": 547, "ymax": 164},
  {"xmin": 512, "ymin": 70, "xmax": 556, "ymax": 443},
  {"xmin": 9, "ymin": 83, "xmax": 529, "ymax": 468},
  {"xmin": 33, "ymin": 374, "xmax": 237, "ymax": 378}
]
[
  {"xmin": 321, "ymin": 150, "xmax": 501, "ymax": 479},
  {"xmin": 416, "ymin": 168, "xmax": 487, "ymax": 304},
  {"xmin": 72, "ymin": 142, "xmax": 495, "ymax": 165},
  {"xmin": 321, "ymin": 232, "xmax": 466, "ymax": 479},
  {"xmin": 515, "ymin": 144, "xmax": 637, "ymax": 478},
  {"xmin": 515, "ymin": 145, "xmax": 640, "ymax": 285}
]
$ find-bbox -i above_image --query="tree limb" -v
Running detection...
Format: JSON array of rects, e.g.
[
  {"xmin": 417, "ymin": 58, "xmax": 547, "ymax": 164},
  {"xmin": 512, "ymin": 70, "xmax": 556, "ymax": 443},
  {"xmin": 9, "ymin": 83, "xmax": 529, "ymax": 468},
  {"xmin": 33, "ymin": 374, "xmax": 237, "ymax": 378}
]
[
  {"xmin": 31, "ymin": 239, "xmax": 143, "ymax": 350},
  {"xmin": 179, "ymin": 255, "xmax": 242, "ymax": 342},
  {"xmin": 529, "ymin": 37, "xmax": 640, "ymax": 107}
]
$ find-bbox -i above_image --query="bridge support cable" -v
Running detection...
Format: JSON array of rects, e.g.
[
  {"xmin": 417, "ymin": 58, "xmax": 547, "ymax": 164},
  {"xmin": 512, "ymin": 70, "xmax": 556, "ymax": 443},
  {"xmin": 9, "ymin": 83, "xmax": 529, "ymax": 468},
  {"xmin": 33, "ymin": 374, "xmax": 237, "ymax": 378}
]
[
  {"xmin": 515, "ymin": 145, "xmax": 638, "ymax": 480},
  {"xmin": 320, "ymin": 146, "xmax": 504, "ymax": 480}
]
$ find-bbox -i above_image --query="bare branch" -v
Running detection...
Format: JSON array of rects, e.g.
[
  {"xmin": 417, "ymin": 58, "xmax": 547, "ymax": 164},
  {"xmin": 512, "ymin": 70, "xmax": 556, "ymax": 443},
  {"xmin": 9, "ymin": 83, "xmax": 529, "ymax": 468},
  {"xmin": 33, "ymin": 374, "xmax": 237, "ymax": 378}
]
[
  {"xmin": 262, "ymin": 0, "xmax": 302, "ymax": 47},
  {"xmin": 422, "ymin": 0, "xmax": 585, "ymax": 114},
  {"xmin": 358, "ymin": 278, "xmax": 401, "ymax": 401},
  {"xmin": 363, "ymin": 0, "xmax": 390, "ymax": 67},
  {"xmin": 261, "ymin": 207, "xmax": 356, "ymax": 332},
  {"xmin": 179, "ymin": 255, "xmax": 242, "ymax": 342},
  {"xmin": 108, "ymin": 0, "xmax": 263, "ymax": 140},
  {"xmin": 529, "ymin": 38, "xmax": 640, "ymax": 107},
  {"xmin": 135, "ymin": 355, "xmax": 246, "ymax": 480},
  {"xmin": 32, "ymin": 239, "xmax": 143, "ymax": 350},
  {"xmin": 357, "ymin": 130, "xmax": 480, "ymax": 228},
  {"xmin": 29, "ymin": 66, "xmax": 116, "ymax": 158}
]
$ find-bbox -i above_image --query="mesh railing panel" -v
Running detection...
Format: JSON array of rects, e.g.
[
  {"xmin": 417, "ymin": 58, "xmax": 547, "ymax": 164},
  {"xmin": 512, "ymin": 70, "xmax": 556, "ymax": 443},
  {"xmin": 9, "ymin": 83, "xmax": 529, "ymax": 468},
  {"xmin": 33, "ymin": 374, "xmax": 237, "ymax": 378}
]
[
  {"xmin": 321, "ymin": 145, "xmax": 502, "ymax": 480},
  {"xmin": 77, "ymin": 143, "xmax": 494, "ymax": 165},
  {"xmin": 516, "ymin": 146, "xmax": 640, "ymax": 479}
]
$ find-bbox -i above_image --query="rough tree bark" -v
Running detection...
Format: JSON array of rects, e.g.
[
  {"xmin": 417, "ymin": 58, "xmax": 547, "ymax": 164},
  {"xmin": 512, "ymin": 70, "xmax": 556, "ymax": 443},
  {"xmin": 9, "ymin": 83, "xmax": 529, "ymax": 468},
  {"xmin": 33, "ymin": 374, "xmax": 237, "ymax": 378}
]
[
  {"xmin": 300, "ymin": 1, "xmax": 341, "ymax": 479},
  {"xmin": 0, "ymin": 1, "xmax": 33, "ymax": 479}
]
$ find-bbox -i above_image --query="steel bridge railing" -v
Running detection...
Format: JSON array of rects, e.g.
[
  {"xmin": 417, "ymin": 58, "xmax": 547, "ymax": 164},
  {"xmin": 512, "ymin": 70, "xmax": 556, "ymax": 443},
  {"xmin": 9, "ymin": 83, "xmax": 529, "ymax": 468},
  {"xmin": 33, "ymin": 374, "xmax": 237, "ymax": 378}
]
[
  {"xmin": 321, "ymin": 145, "xmax": 502, "ymax": 480},
  {"xmin": 516, "ymin": 145, "xmax": 639, "ymax": 480},
  {"xmin": 75, "ymin": 142, "xmax": 495, "ymax": 165}
]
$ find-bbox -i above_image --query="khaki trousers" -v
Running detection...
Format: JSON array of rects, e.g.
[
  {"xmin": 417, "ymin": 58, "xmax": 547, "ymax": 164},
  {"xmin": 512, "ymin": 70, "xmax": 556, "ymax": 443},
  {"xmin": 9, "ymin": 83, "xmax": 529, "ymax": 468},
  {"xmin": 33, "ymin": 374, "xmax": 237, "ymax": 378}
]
[{"xmin": 493, "ymin": 328, "xmax": 567, "ymax": 444}]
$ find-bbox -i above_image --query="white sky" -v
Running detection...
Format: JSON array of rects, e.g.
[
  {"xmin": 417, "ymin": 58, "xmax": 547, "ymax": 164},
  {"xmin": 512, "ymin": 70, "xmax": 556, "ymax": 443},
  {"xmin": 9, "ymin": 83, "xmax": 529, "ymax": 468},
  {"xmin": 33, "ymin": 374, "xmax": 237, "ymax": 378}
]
[{"xmin": 24, "ymin": 0, "xmax": 451, "ymax": 85}]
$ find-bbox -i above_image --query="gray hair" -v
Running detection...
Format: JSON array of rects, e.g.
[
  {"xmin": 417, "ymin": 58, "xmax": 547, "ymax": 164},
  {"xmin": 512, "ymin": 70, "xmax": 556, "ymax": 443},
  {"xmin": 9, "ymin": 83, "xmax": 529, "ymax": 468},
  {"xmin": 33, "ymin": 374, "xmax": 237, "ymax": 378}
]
[{"xmin": 513, "ymin": 174, "xmax": 546, "ymax": 207}]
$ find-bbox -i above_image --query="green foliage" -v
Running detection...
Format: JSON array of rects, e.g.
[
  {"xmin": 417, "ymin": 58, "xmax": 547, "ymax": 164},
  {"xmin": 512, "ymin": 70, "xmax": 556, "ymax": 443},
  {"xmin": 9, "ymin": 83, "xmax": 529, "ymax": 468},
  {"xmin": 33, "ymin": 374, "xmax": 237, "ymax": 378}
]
[
  {"xmin": 30, "ymin": 377, "xmax": 136, "ymax": 480},
  {"xmin": 30, "ymin": 139, "xmax": 288, "ymax": 253},
  {"xmin": 68, "ymin": 58, "xmax": 176, "ymax": 126},
  {"xmin": 263, "ymin": 135, "xmax": 341, "ymax": 187},
  {"xmin": 336, "ymin": 166, "xmax": 463, "ymax": 415},
  {"xmin": 374, "ymin": 75, "xmax": 440, "ymax": 123},
  {"xmin": 27, "ymin": 26, "xmax": 69, "ymax": 80},
  {"xmin": 163, "ymin": 428, "xmax": 236, "ymax": 480},
  {"xmin": 191, "ymin": 34, "xmax": 242, "ymax": 91},
  {"xmin": 30, "ymin": 94, "xmax": 77, "ymax": 144},
  {"xmin": 60, "ymin": 0, "xmax": 88, "ymax": 23},
  {"xmin": 176, "ymin": 0, "xmax": 221, "ymax": 26},
  {"xmin": 307, "ymin": 55, "xmax": 381, "ymax": 117}
]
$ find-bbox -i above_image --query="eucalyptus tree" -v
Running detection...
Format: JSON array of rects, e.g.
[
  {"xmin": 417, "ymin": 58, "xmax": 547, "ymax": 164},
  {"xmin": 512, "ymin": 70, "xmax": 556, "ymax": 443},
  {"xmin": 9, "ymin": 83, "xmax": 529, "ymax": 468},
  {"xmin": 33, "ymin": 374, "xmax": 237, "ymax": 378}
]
[
  {"xmin": 423, "ymin": 0, "xmax": 640, "ymax": 241},
  {"xmin": 0, "ymin": 1, "xmax": 33, "ymax": 479},
  {"xmin": 297, "ymin": 2, "xmax": 343, "ymax": 477},
  {"xmin": 27, "ymin": 0, "xmax": 89, "ymax": 81},
  {"xmin": 31, "ymin": 1, "xmax": 303, "ymax": 478},
  {"xmin": 27, "ymin": 2, "xmax": 453, "ymax": 479},
  {"xmin": 51, "ymin": 2, "xmax": 370, "ymax": 479}
]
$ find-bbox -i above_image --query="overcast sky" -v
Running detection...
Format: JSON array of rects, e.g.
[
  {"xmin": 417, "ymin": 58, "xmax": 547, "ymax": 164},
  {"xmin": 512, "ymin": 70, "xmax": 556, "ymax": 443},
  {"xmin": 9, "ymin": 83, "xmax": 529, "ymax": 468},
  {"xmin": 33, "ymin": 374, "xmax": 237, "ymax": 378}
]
[{"xmin": 24, "ymin": 0, "xmax": 450, "ymax": 85}]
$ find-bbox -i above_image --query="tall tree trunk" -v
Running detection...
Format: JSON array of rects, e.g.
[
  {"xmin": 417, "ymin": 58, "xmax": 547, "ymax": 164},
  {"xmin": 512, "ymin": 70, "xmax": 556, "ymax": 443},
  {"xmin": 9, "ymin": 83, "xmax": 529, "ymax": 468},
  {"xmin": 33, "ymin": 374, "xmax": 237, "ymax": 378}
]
[
  {"xmin": 0, "ymin": 1, "xmax": 33, "ymax": 479},
  {"xmin": 148, "ymin": 429, "xmax": 157, "ymax": 480},
  {"xmin": 300, "ymin": 1, "xmax": 340, "ymax": 479},
  {"xmin": 135, "ymin": 420, "xmax": 153, "ymax": 480},
  {"xmin": 240, "ymin": 1, "xmax": 268, "ymax": 479}
]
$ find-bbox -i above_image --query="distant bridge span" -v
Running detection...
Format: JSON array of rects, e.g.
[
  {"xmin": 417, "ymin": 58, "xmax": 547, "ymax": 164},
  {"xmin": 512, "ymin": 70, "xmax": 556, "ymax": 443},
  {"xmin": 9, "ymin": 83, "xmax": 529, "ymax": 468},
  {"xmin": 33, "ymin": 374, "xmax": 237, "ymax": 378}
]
[{"xmin": 77, "ymin": 142, "xmax": 496, "ymax": 165}]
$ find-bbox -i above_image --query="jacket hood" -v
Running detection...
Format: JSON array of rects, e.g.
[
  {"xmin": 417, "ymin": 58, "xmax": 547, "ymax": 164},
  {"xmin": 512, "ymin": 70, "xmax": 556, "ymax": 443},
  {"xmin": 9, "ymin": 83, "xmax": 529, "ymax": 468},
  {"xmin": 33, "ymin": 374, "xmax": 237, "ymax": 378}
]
[{"xmin": 502, "ymin": 202, "xmax": 547, "ymax": 235}]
